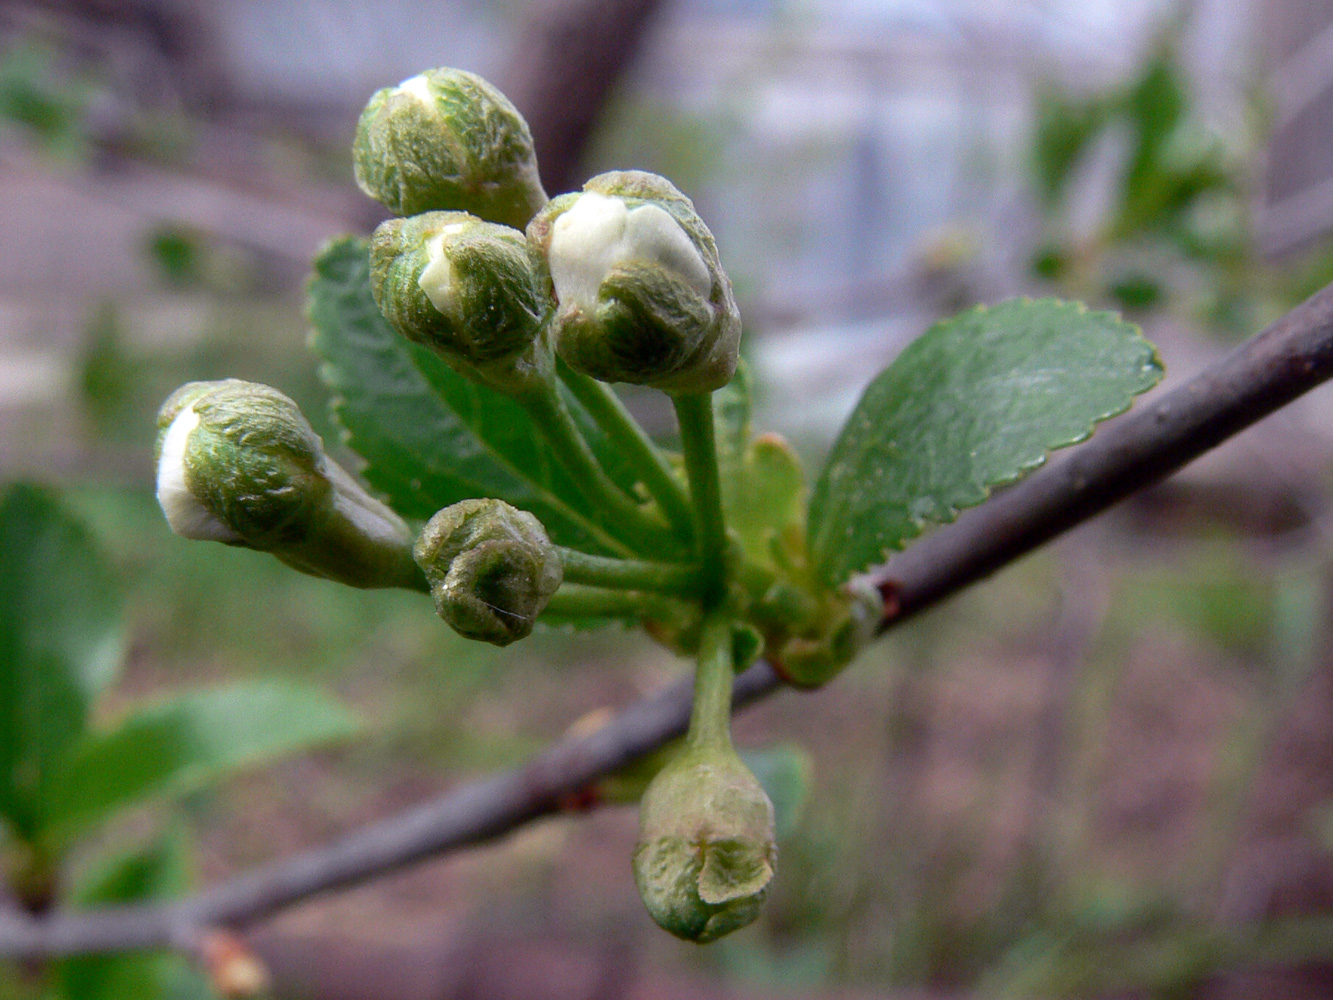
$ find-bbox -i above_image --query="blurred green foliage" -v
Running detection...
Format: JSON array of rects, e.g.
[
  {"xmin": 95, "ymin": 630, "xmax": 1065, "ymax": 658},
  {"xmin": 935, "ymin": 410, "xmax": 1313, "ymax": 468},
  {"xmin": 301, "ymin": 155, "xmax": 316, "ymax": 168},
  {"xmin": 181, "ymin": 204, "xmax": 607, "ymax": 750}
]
[
  {"xmin": 0, "ymin": 484, "xmax": 360, "ymax": 1000},
  {"xmin": 0, "ymin": 38, "xmax": 96, "ymax": 161},
  {"xmin": 1029, "ymin": 24, "xmax": 1333, "ymax": 336}
]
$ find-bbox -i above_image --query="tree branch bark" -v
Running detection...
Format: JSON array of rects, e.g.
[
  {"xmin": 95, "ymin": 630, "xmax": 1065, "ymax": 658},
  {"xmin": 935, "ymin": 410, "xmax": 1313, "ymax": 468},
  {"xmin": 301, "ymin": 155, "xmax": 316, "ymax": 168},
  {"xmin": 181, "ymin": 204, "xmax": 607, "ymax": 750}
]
[{"xmin": 6, "ymin": 281, "xmax": 1333, "ymax": 958}]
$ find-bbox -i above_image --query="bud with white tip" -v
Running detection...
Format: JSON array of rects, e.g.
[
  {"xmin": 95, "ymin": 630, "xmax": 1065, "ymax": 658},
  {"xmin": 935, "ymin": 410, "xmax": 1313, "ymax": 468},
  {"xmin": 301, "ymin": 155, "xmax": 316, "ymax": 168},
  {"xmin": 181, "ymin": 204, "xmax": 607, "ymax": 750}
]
[
  {"xmin": 371, "ymin": 211, "xmax": 550, "ymax": 393},
  {"xmin": 155, "ymin": 380, "xmax": 422, "ymax": 590},
  {"xmin": 528, "ymin": 170, "xmax": 741, "ymax": 394},
  {"xmin": 353, "ymin": 67, "xmax": 547, "ymax": 229}
]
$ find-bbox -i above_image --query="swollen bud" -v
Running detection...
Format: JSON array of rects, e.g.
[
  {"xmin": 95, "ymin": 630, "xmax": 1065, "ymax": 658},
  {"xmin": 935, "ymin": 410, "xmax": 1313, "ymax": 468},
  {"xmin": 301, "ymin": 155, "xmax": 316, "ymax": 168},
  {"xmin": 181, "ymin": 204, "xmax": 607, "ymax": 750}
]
[
  {"xmin": 371, "ymin": 211, "xmax": 549, "ymax": 393},
  {"xmin": 633, "ymin": 744, "xmax": 777, "ymax": 943},
  {"xmin": 414, "ymin": 498, "xmax": 563, "ymax": 646},
  {"xmin": 529, "ymin": 170, "xmax": 741, "ymax": 394},
  {"xmin": 154, "ymin": 380, "xmax": 421, "ymax": 589},
  {"xmin": 353, "ymin": 67, "xmax": 547, "ymax": 229}
]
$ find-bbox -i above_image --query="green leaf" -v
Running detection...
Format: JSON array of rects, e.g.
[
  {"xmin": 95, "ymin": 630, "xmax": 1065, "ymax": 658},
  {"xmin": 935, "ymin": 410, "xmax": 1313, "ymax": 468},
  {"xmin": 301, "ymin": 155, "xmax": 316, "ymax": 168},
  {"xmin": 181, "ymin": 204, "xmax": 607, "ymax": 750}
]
[
  {"xmin": 714, "ymin": 359, "xmax": 752, "ymax": 504},
  {"xmin": 1031, "ymin": 85, "xmax": 1109, "ymax": 208},
  {"xmin": 307, "ymin": 236, "xmax": 633, "ymax": 556},
  {"xmin": 740, "ymin": 744, "xmax": 813, "ymax": 841},
  {"xmin": 809, "ymin": 299, "xmax": 1163, "ymax": 587},
  {"xmin": 0, "ymin": 484, "xmax": 124, "ymax": 840},
  {"xmin": 41, "ymin": 680, "xmax": 359, "ymax": 842},
  {"xmin": 59, "ymin": 825, "xmax": 215, "ymax": 1000},
  {"xmin": 715, "ymin": 364, "xmax": 807, "ymax": 570}
]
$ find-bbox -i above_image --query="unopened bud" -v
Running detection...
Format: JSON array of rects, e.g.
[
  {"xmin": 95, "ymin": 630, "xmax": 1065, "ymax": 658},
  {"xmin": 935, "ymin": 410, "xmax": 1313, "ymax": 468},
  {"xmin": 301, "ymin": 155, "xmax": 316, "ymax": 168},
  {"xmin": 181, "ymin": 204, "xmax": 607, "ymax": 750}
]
[
  {"xmin": 775, "ymin": 579, "xmax": 882, "ymax": 688},
  {"xmin": 633, "ymin": 744, "xmax": 776, "ymax": 943},
  {"xmin": 529, "ymin": 171, "xmax": 741, "ymax": 394},
  {"xmin": 155, "ymin": 380, "xmax": 420, "ymax": 590},
  {"xmin": 371, "ymin": 211, "xmax": 548, "ymax": 392},
  {"xmin": 353, "ymin": 67, "xmax": 547, "ymax": 229},
  {"xmin": 414, "ymin": 498, "xmax": 563, "ymax": 646}
]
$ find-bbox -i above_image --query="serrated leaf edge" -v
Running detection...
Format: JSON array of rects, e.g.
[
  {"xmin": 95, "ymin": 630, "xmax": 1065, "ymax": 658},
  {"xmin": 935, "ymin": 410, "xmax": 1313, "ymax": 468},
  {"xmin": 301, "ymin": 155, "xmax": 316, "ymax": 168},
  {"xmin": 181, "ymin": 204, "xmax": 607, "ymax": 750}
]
[{"xmin": 813, "ymin": 297, "xmax": 1164, "ymax": 585}]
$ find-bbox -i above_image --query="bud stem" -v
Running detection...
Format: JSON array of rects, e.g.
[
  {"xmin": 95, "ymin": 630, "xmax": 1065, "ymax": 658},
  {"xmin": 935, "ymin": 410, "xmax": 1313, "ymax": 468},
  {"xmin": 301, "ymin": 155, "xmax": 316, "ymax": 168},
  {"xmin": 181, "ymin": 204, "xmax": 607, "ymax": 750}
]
[
  {"xmin": 520, "ymin": 384, "xmax": 684, "ymax": 556},
  {"xmin": 282, "ymin": 462, "xmax": 429, "ymax": 592},
  {"xmin": 542, "ymin": 583, "xmax": 694, "ymax": 621},
  {"xmin": 557, "ymin": 364, "xmax": 697, "ymax": 545},
  {"xmin": 687, "ymin": 613, "xmax": 738, "ymax": 751},
  {"xmin": 557, "ymin": 547, "xmax": 700, "ymax": 597},
  {"xmin": 673, "ymin": 393, "xmax": 729, "ymax": 608}
]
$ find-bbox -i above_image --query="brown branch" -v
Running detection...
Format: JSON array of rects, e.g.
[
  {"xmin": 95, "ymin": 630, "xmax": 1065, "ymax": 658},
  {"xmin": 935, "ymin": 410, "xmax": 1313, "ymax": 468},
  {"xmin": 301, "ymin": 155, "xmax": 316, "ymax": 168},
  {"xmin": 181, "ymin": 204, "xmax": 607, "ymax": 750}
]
[
  {"xmin": 503, "ymin": 0, "xmax": 669, "ymax": 194},
  {"xmin": 6, "ymin": 281, "xmax": 1333, "ymax": 958}
]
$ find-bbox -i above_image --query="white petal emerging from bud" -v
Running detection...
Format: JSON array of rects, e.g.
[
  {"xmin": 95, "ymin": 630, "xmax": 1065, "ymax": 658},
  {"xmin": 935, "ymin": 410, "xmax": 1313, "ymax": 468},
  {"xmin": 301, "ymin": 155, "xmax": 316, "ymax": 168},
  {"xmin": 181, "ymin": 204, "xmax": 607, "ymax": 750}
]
[
  {"xmin": 155, "ymin": 404, "xmax": 241, "ymax": 543},
  {"xmin": 394, "ymin": 73, "xmax": 434, "ymax": 106},
  {"xmin": 416, "ymin": 223, "xmax": 469, "ymax": 317},
  {"xmin": 548, "ymin": 192, "xmax": 712, "ymax": 315}
]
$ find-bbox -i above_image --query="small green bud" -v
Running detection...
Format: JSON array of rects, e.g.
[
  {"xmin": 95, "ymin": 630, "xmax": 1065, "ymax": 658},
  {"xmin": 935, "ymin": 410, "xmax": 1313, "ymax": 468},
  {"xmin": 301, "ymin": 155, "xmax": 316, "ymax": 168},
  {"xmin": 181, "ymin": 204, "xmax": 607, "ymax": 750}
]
[
  {"xmin": 155, "ymin": 380, "xmax": 421, "ymax": 589},
  {"xmin": 414, "ymin": 498, "xmax": 563, "ymax": 646},
  {"xmin": 634, "ymin": 744, "xmax": 777, "ymax": 942},
  {"xmin": 775, "ymin": 579, "xmax": 883, "ymax": 688},
  {"xmin": 528, "ymin": 170, "xmax": 741, "ymax": 394},
  {"xmin": 353, "ymin": 67, "xmax": 546, "ymax": 229},
  {"xmin": 371, "ymin": 211, "xmax": 549, "ymax": 393}
]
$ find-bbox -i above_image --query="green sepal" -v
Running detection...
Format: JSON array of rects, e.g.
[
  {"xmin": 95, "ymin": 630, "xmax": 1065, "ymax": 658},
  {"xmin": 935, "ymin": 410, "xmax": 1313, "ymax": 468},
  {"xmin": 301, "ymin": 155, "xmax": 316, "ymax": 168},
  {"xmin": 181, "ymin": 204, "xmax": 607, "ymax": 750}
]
[
  {"xmin": 172, "ymin": 380, "xmax": 328, "ymax": 550},
  {"xmin": 565, "ymin": 260, "xmax": 715, "ymax": 384}
]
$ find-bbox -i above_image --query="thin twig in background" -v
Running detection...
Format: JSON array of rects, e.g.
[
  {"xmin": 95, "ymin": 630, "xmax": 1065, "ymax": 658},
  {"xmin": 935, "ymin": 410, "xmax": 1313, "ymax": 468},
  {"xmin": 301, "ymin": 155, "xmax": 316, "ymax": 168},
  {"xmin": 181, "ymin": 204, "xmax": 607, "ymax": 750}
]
[{"xmin": 5, "ymin": 280, "xmax": 1333, "ymax": 959}]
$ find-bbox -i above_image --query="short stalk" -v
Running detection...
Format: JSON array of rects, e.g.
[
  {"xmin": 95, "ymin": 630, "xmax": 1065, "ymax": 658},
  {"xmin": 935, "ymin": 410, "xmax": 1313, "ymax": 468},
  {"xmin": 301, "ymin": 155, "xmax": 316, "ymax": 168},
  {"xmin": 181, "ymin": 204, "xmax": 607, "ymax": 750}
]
[
  {"xmin": 520, "ymin": 384, "xmax": 681, "ymax": 555},
  {"xmin": 673, "ymin": 393, "xmax": 728, "ymax": 607},
  {"xmin": 687, "ymin": 613, "xmax": 737, "ymax": 751},
  {"xmin": 558, "ymin": 365, "xmax": 697, "ymax": 544},
  {"xmin": 557, "ymin": 548, "xmax": 701, "ymax": 598},
  {"xmin": 307, "ymin": 463, "xmax": 430, "ymax": 593},
  {"xmin": 542, "ymin": 584, "xmax": 695, "ymax": 622}
]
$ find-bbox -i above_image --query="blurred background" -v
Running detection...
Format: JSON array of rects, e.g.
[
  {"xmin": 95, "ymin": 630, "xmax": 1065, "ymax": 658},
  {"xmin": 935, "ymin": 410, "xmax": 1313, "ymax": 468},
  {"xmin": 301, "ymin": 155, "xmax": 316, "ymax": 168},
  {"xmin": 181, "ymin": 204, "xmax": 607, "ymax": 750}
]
[{"xmin": 7, "ymin": 0, "xmax": 1333, "ymax": 997}]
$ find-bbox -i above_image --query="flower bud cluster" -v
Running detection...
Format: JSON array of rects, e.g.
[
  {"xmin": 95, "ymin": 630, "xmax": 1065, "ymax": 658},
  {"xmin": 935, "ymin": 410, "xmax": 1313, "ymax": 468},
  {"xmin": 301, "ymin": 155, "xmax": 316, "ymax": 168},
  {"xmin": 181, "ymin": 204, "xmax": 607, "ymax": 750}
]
[
  {"xmin": 357, "ymin": 66, "xmax": 741, "ymax": 399},
  {"xmin": 149, "ymin": 66, "xmax": 875, "ymax": 952}
]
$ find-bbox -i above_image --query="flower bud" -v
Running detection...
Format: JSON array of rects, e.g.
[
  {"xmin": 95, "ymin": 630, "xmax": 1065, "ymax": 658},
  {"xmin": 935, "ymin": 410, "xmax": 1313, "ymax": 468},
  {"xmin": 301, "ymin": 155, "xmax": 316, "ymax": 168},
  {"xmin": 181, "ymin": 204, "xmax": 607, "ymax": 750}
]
[
  {"xmin": 775, "ymin": 579, "xmax": 883, "ymax": 688},
  {"xmin": 414, "ymin": 498, "xmax": 563, "ymax": 646},
  {"xmin": 353, "ymin": 67, "xmax": 547, "ymax": 229},
  {"xmin": 370, "ymin": 211, "xmax": 549, "ymax": 392},
  {"xmin": 155, "ymin": 380, "xmax": 421, "ymax": 589},
  {"xmin": 529, "ymin": 171, "xmax": 741, "ymax": 394},
  {"xmin": 634, "ymin": 744, "xmax": 777, "ymax": 943}
]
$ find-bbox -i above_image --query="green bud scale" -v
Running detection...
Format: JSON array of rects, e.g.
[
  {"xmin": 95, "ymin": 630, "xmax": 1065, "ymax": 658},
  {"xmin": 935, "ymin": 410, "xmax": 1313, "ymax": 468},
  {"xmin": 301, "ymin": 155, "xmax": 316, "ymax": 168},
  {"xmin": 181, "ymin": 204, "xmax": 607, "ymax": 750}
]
[
  {"xmin": 414, "ymin": 498, "xmax": 563, "ymax": 646},
  {"xmin": 528, "ymin": 170, "xmax": 742, "ymax": 394},
  {"xmin": 353, "ymin": 67, "xmax": 547, "ymax": 229}
]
